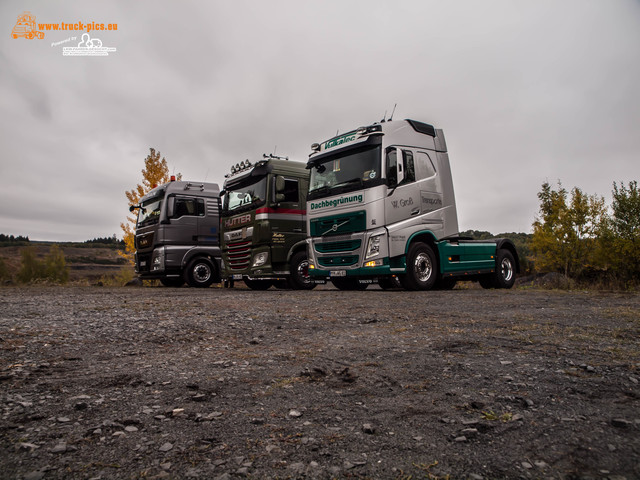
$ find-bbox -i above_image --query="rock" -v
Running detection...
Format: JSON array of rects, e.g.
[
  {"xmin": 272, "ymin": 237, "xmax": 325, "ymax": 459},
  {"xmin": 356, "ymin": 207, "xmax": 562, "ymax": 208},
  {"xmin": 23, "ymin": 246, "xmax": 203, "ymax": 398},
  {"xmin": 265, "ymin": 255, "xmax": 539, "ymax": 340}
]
[
  {"xmin": 611, "ymin": 418, "xmax": 631, "ymax": 428},
  {"xmin": 57, "ymin": 417, "xmax": 71, "ymax": 423},
  {"xmin": 23, "ymin": 472, "xmax": 45, "ymax": 480},
  {"xmin": 50, "ymin": 443, "xmax": 67, "ymax": 454},
  {"xmin": 289, "ymin": 409, "xmax": 303, "ymax": 418},
  {"xmin": 16, "ymin": 442, "xmax": 39, "ymax": 451},
  {"xmin": 522, "ymin": 461, "xmax": 533, "ymax": 469},
  {"xmin": 125, "ymin": 426, "xmax": 139, "ymax": 432},
  {"xmin": 159, "ymin": 442, "xmax": 173, "ymax": 452},
  {"xmin": 362, "ymin": 423, "xmax": 376, "ymax": 434}
]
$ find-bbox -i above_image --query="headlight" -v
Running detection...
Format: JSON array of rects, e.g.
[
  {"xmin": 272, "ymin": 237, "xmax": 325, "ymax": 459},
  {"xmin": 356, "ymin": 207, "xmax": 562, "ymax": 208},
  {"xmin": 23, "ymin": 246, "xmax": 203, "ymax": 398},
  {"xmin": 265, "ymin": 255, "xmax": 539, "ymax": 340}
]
[
  {"xmin": 151, "ymin": 248, "xmax": 165, "ymax": 271},
  {"xmin": 252, "ymin": 251, "xmax": 268, "ymax": 267},
  {"xmin": 365, "ymin": 235, "xmax": 382, "ymax": 259}
]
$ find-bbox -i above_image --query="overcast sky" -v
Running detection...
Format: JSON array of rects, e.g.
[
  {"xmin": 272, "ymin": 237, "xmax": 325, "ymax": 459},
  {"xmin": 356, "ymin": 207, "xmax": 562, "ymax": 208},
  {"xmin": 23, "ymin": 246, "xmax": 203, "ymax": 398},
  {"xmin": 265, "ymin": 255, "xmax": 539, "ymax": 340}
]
[{"xmin": 1, "ymin": 0, "xmax": 639, "ymax": 241}]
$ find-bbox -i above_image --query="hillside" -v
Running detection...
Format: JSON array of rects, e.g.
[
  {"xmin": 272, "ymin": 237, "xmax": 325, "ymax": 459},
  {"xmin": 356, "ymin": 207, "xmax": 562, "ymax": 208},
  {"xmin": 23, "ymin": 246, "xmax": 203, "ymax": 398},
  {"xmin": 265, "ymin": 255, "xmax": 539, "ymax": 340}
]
[{"xmin": 0, "ymin": 242, "xmax": 130, "ymax": 284}]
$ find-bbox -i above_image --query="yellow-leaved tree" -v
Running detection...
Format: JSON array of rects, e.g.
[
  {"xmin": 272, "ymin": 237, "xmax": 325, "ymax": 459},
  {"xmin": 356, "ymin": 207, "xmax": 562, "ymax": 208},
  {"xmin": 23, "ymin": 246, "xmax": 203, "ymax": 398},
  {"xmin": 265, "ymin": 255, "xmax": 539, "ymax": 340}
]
[{"xmin": 120, "ymin": 148, "xmax": 181, "ymax": 263}]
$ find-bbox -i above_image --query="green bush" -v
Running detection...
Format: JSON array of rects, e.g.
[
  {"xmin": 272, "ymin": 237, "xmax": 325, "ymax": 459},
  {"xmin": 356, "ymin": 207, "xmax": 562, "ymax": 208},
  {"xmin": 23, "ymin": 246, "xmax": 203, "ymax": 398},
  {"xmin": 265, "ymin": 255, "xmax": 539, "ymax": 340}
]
[
  {"xmin": 0, "ymin": 257, "xmax": 11, "ymax": 283},
  {"xmin": 17, "ymin": 246, "xmax": 69, "ymax": 284}
]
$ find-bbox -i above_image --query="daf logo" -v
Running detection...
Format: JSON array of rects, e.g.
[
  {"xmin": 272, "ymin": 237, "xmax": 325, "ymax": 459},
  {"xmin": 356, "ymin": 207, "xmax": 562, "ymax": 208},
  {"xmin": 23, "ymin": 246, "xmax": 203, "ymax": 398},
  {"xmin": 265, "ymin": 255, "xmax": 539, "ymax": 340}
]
[{"xmin": 331, "ymin": 224, "xmax": 338, "ymax": 232}]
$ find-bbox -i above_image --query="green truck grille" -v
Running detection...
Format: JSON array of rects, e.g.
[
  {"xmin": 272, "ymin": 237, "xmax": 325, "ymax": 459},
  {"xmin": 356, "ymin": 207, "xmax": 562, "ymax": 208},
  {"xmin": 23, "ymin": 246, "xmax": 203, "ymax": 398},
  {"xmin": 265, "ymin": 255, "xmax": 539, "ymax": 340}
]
[
  {"xmin": 310, "ymin": 210, "xmax": 366, "ymax": 237},
  {"xmin": 315, "ymin": 240, "xmax": 362, "ymax": 253}
]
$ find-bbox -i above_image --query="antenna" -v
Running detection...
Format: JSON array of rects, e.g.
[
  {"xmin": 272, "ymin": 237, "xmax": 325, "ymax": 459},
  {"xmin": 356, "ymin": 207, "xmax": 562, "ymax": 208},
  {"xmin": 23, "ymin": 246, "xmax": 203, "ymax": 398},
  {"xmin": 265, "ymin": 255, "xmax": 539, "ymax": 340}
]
[
  {"xmin": 381, "ymin": 110, "xmax": 387, "ymax": 123},
  {"xmin": 203, "ymin": 168, "xmax": 210, "ymax": 182},
  {"xmin": 273, "ymin": 145, "xmax": 277, "ymax": 155},
  {"xmin": 388, "ymin": 103, "xmax": 397, "ymax": 121}
]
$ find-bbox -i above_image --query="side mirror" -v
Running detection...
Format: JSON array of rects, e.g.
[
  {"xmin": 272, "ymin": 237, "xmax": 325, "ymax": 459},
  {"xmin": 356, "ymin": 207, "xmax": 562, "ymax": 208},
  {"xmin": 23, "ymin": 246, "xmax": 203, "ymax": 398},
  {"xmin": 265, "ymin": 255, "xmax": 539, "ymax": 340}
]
[
  {"xmin": 386, "ymin": 147, "xmax": 404, "ymax": 189},
  {"xmin": 129, "ymin": 205, "xmax": 137, "ymax": 213},
  {"xmin": 166, "ymin": 196, "xmax": 175, "ymax": 218},
  {"xmin": 273, "ymin": 176, "xmax": 286, "ymax": 204},
  {"xmin": 396, "ymin": 149, "xmax": 405, "ymax": 186}
]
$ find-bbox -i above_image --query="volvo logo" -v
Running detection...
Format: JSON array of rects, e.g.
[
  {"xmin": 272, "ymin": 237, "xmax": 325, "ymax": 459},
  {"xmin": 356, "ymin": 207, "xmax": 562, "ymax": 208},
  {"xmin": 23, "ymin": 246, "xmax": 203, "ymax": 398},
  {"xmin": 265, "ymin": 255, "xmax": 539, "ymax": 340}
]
[{"xmin": 322, "ymin": 220, "xmax": 349, "ymax": 236}]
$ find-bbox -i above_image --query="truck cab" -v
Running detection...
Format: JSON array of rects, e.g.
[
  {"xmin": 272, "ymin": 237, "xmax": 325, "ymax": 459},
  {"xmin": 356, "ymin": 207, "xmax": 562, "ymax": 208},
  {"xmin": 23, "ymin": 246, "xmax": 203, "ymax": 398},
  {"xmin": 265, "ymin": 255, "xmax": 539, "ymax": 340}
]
[
  {"xmin": 306, "ymin": 119, "xmax": 519, "ymax": 290},
  {"xmin": 131, "ymin": 179, "xmax": 222, "ymax": 287},
  {"xmin": 220, "ymin": 155, "xmax": 314, "ymax": 290}
]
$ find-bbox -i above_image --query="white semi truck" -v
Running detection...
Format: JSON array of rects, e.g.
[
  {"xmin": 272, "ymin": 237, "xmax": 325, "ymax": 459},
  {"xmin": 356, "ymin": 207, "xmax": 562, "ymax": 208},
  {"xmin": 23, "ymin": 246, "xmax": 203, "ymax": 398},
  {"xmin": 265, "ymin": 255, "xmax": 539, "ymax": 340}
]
[
  {"xmin": 305, "ymin": 118, "xmax": 519, "ymax": 290},
  {"xmin": 129, "ymin": 178, "xmax": 222, "ymax": 287}
]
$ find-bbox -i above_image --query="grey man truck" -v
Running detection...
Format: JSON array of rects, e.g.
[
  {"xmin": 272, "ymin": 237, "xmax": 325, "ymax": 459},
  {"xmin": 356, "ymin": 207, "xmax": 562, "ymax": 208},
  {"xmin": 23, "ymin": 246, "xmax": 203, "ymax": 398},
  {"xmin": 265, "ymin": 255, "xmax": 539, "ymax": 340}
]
[
  {"xmin": 305, "ymin": 119, "xmax": 519, "ymax": 290},
  {"xmin": 220, "ymin": 155, "xmax": 315, "ymax": 290},
  {"xmin": 130, "ymin": 178, "xmax": 222, "ymax": 287}
]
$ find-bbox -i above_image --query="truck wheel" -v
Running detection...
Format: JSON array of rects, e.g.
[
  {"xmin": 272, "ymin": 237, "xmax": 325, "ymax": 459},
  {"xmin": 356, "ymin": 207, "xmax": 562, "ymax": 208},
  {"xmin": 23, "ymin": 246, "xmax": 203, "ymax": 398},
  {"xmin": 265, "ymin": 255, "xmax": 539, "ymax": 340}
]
[
  {"xmin": 244, "ymin": 278, "xmax": 273, "ymax": 290},
  {"xmin": 161, "ymin": 278, "xmax": 185, "ymax": 287},
  {"xmin": 400, "ymin": 242, "xmax": 437, "ymax": 291},
  {"xmin": 288, "ymin": 251, "xmax": 316, "ymax": 290},
  {"xmin": 494, "ymin": 249, "xmax": 516, "ymax": 289},
  {"xmin": 185, "ymin": 257, "xmax": 216, "ymax": 288},
  {"xmin": 331, "ymin": 278, "xmax": 368, "ymax": 290}
]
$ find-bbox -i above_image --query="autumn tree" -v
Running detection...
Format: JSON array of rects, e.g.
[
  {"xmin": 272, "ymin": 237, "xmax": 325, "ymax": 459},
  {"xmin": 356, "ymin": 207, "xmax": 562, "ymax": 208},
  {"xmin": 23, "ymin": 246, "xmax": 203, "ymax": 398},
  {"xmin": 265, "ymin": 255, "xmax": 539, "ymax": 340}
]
[
  {"xmin": 120, "ymin": 148, "xmax": 181, "ymax": 263},
  {"xmin": 607, "ymin": 180, "xmax": 640, "ymax": 282},
  {"xmin": 531, "ymin": 181, "xmax": 607, "ymax": 278}
]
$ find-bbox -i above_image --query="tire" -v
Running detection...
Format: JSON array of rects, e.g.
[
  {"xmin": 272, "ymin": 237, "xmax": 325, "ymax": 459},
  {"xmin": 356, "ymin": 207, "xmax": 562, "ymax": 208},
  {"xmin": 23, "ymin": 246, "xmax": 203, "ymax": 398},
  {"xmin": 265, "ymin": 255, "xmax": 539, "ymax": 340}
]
[
  {"xmin": 480, "ymin": 249, "xmax": 516, "ymax": 289},
  {"xmin": 185, "ymin": 257, "xmax": 216, "ymax": 288},
  {"xmin": 244, "ymin": 278, "xmax": 273, "ymax": 290},
  {"xmin": 160, "ymin": 277, "xmax": 185, "ymax": 287},
  {"xmin": 378, "ymin": 276, "xmax": 402, "ymax": 290},
  {"xmin": 331, "ymin": 277, "xmax": 368, "ymax": 290},
  {"xmin": 400, "ymin": 242, "xmax": 438, "ymax": 291},
  {"xmin": 288, "ymin": 251, "xmax": 316, "ymax": 290},
  {"xmin": 494, "ymin": 249, "xmax": 516, "ymax": 289}
]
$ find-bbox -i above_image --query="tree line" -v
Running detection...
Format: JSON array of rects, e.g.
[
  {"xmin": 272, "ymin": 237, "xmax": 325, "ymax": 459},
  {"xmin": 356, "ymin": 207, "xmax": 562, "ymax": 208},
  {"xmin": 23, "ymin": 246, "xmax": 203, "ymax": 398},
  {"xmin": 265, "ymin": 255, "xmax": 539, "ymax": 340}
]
[{"xmin": 531, "ymin": 180, "xmax": 639, "ymax": 287}]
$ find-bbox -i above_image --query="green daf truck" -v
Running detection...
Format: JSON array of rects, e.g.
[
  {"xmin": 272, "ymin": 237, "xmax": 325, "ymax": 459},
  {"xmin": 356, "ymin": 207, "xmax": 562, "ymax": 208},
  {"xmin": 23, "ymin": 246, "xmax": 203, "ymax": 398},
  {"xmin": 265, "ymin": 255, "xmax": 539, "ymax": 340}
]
[
  {"xmin": 220, "ymin": 155, "xmax": 315, "ymax": 290},
  {"xmin": 305, "ymin": 119, "xmax": 520, "ymax": 290}
]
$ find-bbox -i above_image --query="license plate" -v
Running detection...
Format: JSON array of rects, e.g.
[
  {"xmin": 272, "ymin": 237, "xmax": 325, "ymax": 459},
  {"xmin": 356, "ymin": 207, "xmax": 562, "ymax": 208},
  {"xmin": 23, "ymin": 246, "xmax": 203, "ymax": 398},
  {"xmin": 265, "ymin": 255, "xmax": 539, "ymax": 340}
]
[
  {"xmin": 140, "ymin": 261, "xmax": 147, "ymax": 267},
  {"xmin": 330, "ymin": 270, "xmax": 346, "ymax": 277},
  {"xmin": 232, "ymin": 274, "xmax": 243, "ymax": 280}
]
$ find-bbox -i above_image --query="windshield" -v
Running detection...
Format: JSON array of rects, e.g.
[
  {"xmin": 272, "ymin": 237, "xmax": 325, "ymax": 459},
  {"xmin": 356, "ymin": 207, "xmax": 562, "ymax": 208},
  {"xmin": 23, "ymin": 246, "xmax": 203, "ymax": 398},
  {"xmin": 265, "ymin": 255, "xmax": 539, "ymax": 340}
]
[
  {"xmin": 137, "ymin": 196, "xmax": 163, "ymax": 227},
  {"xmin": 309, "ymin": 145, "xmax": 382, "ymax": 199},
  {"xmin": 223, "ymin": 176, "xmax": 267, "ymax": 214}
]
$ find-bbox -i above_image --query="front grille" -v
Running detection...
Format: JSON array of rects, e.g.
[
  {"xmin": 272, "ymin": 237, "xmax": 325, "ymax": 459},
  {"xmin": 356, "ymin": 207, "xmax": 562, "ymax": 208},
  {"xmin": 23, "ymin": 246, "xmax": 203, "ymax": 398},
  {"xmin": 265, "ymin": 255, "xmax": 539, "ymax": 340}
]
[
  {"xmin": 226, "ymin": 240, "xmax": 251, "ymax": 270},
  {"xmin": 317, "ymin": 255, "xmax": 358, "ymax": 267},
  {"xmin": 309, "ymin": 210, "xmax": 366, "ymax": 237},
  {"xmin": 315, "ymin": 240, "xmax": 361, "ymax": 253}
]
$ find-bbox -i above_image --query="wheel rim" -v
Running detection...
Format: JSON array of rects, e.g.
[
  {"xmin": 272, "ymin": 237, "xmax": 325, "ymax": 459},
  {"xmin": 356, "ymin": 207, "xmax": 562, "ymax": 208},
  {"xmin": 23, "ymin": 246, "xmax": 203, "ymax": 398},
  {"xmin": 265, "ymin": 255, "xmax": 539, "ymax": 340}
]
[
  {"xmin": 193, "ymin": 264, "xmax": 211, "ymax": 283},
  {"xmin": 501, "ymin": 258, "xmax": 513, "ymax": 282},
  {"xmin": 413, "ymin": 253, "xmax": 433, "ymax": 283},
  {"xmin": 296, "ymin": 260, "xmax": 310, "ymax": 284}
]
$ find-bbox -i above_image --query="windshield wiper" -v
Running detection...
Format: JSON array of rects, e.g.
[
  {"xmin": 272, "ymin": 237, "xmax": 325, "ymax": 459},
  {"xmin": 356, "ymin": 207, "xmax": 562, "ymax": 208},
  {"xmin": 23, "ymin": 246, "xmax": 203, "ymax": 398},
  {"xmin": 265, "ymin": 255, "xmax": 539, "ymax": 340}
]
[{"xmin": 334, "ymin": 177, "xmax": 363, "ymax": 188}]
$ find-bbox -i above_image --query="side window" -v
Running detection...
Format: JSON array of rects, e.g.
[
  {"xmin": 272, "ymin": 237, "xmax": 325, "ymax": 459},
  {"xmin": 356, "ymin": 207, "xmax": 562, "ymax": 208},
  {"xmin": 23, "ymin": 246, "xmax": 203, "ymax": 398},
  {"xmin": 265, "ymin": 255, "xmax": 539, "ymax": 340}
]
[
  {"xmin": 174, "ymin": 198, "xmax": 204, "ymax": 218},
  {"xmin": 403, "ymin": 150, "xmax": 415, "ymax": 183},
  {"xmin": 386, "ymin": 148, "xmax": 398, "ymax": 187},
  {"xmin": 416, "ymin": 151, "xmax": 436, "ymax": 179},
  {"xmin": 282, "ymin": 179, "xmax": 299, "ymax": 203}
]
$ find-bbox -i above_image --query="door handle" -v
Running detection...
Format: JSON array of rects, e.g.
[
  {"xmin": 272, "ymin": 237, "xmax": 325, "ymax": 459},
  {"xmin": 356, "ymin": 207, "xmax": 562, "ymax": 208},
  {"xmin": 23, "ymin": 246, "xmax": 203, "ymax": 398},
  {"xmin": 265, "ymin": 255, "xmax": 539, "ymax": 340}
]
[{"xmin": 410, "ymin": 208, "xmax": 420, "ymax": 216}]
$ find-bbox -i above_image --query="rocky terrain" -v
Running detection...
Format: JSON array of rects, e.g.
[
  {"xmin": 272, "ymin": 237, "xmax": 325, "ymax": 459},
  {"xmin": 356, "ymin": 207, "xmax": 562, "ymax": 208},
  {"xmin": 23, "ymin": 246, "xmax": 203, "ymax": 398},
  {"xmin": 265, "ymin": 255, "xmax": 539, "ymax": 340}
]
[{"xmin": 1, "ymin": 286, "xmax": 639, "ymax": 479}]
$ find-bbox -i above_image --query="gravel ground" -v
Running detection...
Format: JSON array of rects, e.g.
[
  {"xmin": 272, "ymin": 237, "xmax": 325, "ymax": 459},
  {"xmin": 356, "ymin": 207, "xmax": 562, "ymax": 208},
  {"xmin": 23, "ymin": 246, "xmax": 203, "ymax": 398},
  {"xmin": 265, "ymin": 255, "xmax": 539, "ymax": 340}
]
[{"xmin": 1, "ymin": 286, "xmax": 639, "ymax": 480}]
